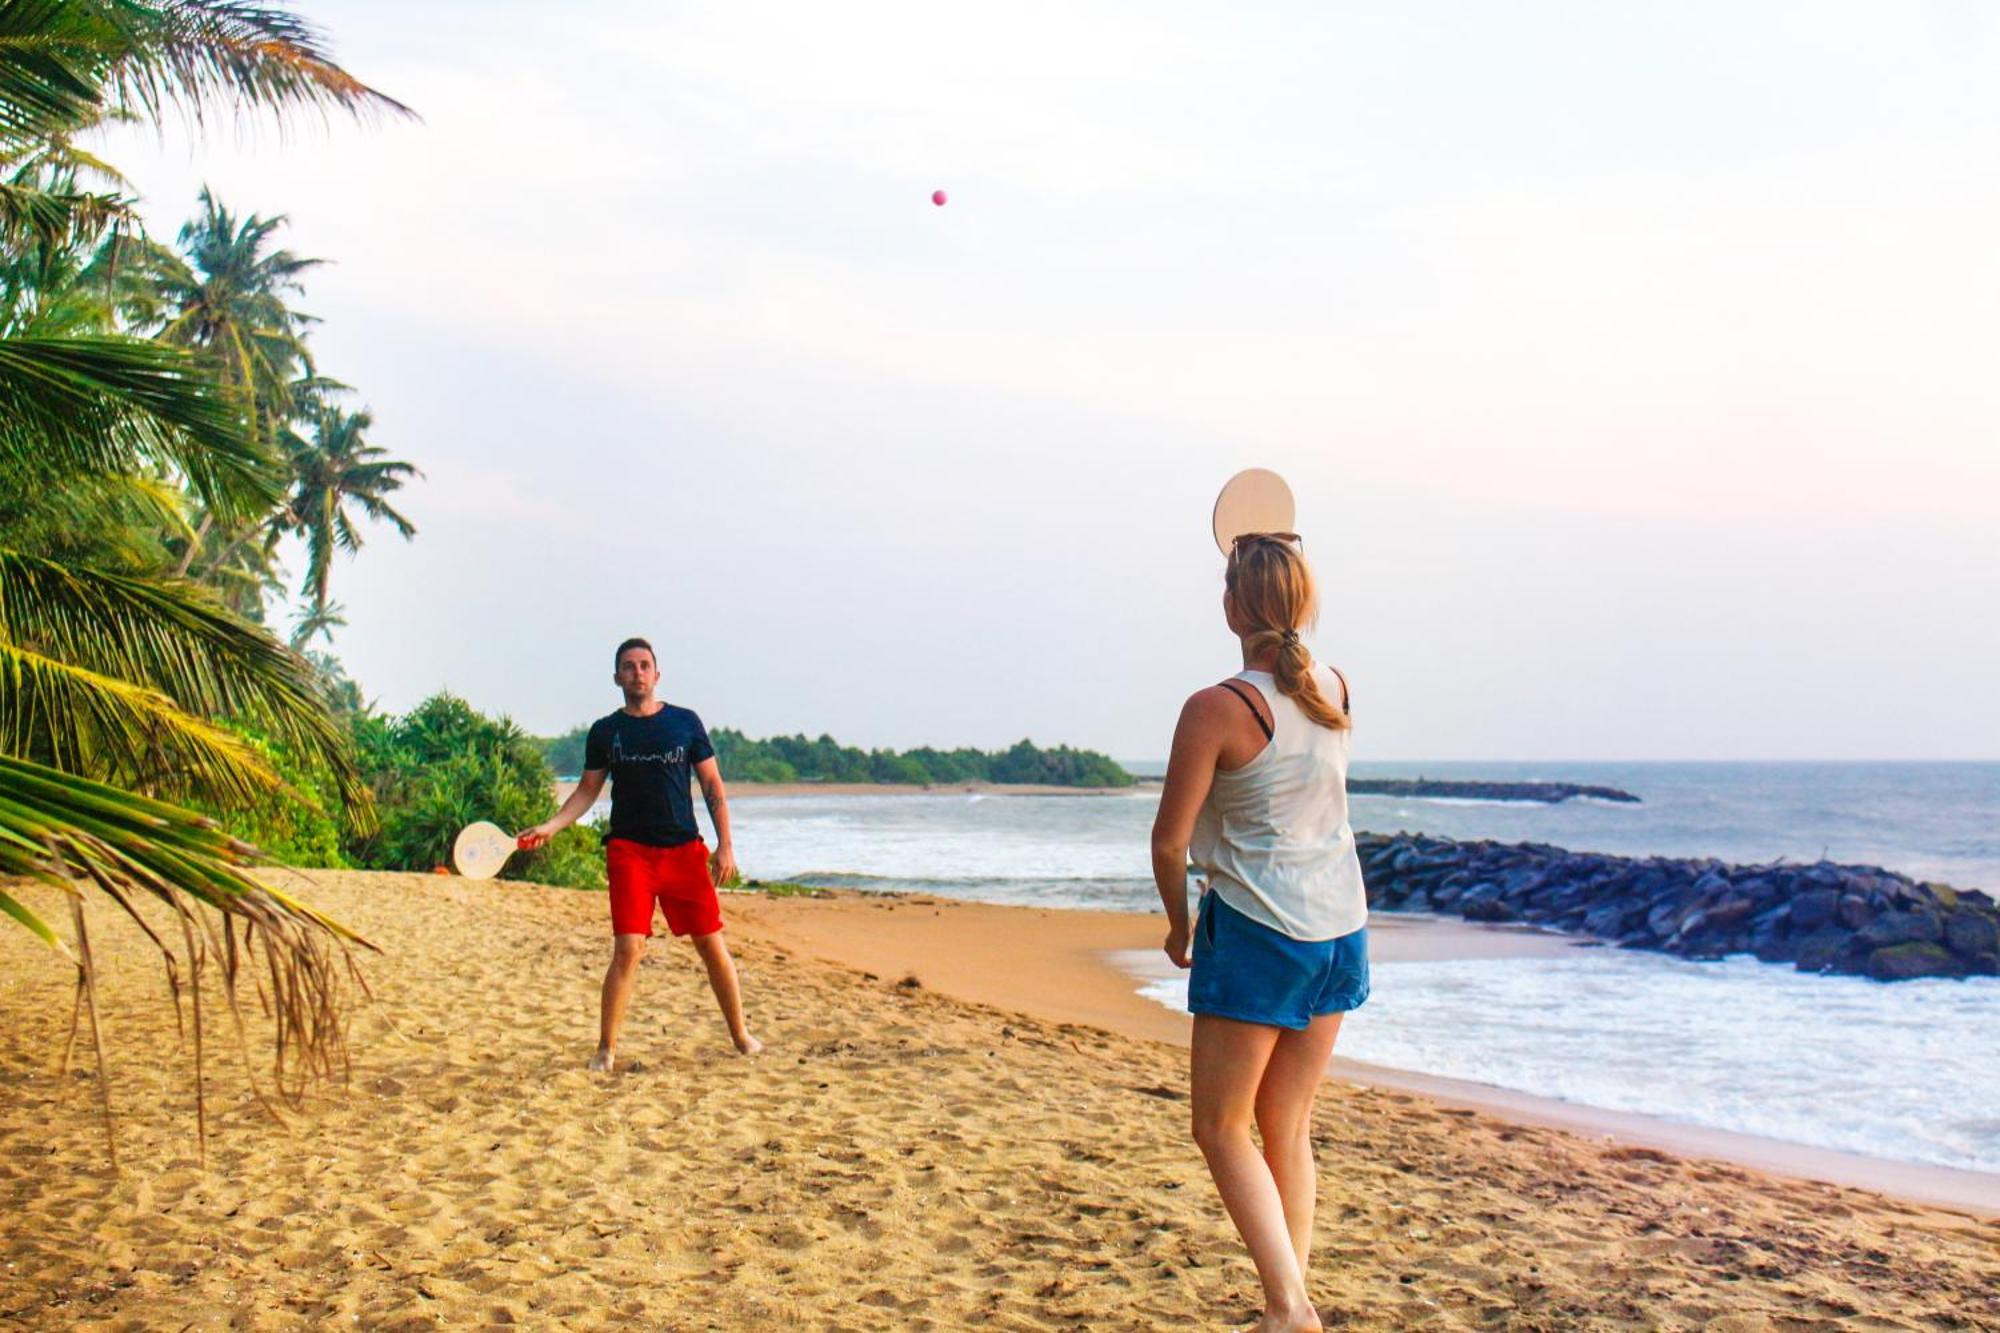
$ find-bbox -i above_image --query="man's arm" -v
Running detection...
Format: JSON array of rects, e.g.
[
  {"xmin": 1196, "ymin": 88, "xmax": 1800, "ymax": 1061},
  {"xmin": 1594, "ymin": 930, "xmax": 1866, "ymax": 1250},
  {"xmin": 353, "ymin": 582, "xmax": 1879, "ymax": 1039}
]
[
  {"xmin": 519, "ymin": 769, "xmax": 608, "ymax": 848},
  {"xmin": 694, "ymin": 755, "xmax": 736, "ymax": 886}
]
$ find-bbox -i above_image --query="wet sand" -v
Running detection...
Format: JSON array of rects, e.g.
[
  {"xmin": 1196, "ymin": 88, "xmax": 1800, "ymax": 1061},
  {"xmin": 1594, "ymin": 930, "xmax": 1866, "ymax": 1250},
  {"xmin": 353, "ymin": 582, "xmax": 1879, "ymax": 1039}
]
[
  {"xmin": 736, "ymin": 891, "xmax": 2000, "ymax": 1219},
  {"xmin": 2, "ymin": 870, "xmax": 1994, "ymax": 1330}
]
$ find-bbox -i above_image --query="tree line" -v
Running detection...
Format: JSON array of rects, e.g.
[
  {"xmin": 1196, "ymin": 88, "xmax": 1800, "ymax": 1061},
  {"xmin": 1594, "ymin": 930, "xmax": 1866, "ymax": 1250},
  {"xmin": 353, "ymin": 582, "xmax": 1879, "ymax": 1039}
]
[{"xmin": 538, "ymin": 725, "xmax": 1136, "ymax": 788}]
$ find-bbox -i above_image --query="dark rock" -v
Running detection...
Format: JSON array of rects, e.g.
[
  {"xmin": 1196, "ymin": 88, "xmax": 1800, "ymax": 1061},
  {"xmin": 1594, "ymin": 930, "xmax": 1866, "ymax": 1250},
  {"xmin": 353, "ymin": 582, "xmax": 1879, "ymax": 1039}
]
[
  {"xmin": 1691, "ymin": 871, "xmax": 1731, "ymax": 899},
  {"xmin": 1347, "ymin": 777, "xmax": 1641, "ymax": 804},
  {"xmin": 1794, "ymin": 927, "xmax": 1855, "ymax": 974},
  {"xmin": 1750, "ymin": 901, "xmax": 1791, "ymax": 929},
  {"xmin": 1856, "ymin": 910, "xmax": 1943, "ymax": 949},
  {"xmin": 1791, "ymin": 890, "xmax": 1839, "ymax": 932},
  {"xmin": 1705, "ymin": 896, "xmax": 1756, "ymax": 928},
  {"xmin": 1750, "ymin": 921, "xmax": 1792, "ymax": 962},
  {"xmin": 1944, "ymin": 909, "xmax": 1998, "ymax": 960},
  {"xmin": 1356, "ymin": 829, "xmax": 1997, "ymax": 983},
  {"xmin": 1867, "ymin": 943, "xmax": 1962, "ymax": 982},
  {"xmin": 1583, "ymin": 902, "xmax": 1633, "ymax": 939},
  {"xmin": 1734, "ymin": 877, "xmax": 1779, "ymax": 902},
  {"xmin": 1890, "ymin": 881, "xmax": 1934, "ymax": 910},
  {"xmin": 1462, "ymin": 896, "xmax": 1518, "ymax": 923},
  {"xmin": 1630, "ymin": 868, "xmax": 1673, "ymax": 900}
]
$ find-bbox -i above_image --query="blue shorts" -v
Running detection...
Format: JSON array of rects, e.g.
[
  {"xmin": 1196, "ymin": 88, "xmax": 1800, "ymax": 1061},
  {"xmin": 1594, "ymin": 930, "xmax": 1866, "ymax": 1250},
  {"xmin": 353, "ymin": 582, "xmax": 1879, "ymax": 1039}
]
[{"xmin": 1188, "ymin": 891, "xmax": 1369, "ymax": 1030}]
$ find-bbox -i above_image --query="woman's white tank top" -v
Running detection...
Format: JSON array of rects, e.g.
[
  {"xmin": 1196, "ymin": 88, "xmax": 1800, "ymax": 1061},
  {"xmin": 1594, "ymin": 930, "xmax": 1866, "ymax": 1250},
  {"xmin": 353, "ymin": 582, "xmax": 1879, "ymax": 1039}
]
[{"xmin": 1190, "ymin": 665, "xmax": 1368, "ymax": 942}]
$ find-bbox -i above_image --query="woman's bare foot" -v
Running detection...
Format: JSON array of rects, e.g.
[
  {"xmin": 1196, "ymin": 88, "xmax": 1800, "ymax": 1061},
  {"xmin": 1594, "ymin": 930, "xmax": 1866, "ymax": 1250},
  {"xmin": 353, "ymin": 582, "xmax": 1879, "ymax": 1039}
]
[
  {"xmin": 588, "ymin": 1047, "xmax": 614, "ymax": 1073},
  {"xmin": 732, "ymin": 1031, "xmax": 764, "ymax": 1056},
  {"xmin": 1248, "ymin": 1302, "xmax": 1322, "ymax": 1332}
]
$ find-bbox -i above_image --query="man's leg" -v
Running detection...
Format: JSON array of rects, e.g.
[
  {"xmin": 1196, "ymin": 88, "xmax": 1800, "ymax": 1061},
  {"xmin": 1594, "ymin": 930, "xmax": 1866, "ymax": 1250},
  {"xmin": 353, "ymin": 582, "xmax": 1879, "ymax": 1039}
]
[
  {"xmin": 593, "ymin": 933, "xmax": 648, "ymax": 1072},
  {"xmin": 689, "ymin": 930, "xmax": 762, "ymax": 1055}
]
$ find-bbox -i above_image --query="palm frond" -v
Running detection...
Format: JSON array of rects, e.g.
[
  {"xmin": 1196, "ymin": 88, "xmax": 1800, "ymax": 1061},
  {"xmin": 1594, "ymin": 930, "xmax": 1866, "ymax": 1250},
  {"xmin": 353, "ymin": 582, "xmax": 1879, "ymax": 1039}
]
[
  {"xmin": 0, "ymin": 751, "xmax": 375, "ymax": 1158},
  {"xmin": 0, "ymin": 332, "xmax": 275, "ymax": 516},
  {"xmin": 0, "ymin": 175, "xmax": 133, "ymax": 249},
  {"xmin": 0, "ymin": 547, "xmax": 367, "ymax": 811},
  {"xmin": 0, "ymin": 0, "xmax": 112, "ymax": 141},
  {"xmin": 108, "ymin": 1, "xmax": 416, "ymax": 130},
  {"xmin": 0, "ymin": 468, "xmax": 192, "ymax": 569},
  {"xmin": 0, "ymin": 1, "xmax": 412, "ymax": 145},
  {"xmin": 0, "ymin": 636, "xmax": 284, "ymax": 804},
  {"xmin": 0, "ymin": 753, "xmax": 365, "ymax": 941}
]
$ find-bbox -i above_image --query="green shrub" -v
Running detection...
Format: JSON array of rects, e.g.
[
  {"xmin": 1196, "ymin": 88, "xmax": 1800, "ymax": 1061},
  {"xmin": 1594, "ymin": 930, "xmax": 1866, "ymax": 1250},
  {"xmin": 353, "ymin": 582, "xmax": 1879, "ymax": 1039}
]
[
  {"xmin": 192, "ymin": 726, "xmax": 350, "ymax": 867},
  {"xmin": 344, "ymin": 691, "xmax": 603, "ymax": 889},
  {"xmin": 523, "ymin": 822, "xmax": 606, "ymax": 891}
]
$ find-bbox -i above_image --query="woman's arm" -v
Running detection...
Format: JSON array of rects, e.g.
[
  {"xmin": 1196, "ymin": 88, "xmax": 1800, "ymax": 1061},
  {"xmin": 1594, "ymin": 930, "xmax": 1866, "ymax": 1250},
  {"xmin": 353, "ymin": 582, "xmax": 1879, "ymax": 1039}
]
[{"xmin": 1151, "ymin": 690, "xmax": 1226, "ymax": 968}]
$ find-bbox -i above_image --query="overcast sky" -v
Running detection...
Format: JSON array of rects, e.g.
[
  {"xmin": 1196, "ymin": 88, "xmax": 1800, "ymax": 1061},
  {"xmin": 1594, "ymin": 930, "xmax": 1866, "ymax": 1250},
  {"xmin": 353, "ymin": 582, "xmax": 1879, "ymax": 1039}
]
[{"xmin": 110, "ymin": 1, "xmax": 1999, "ymax": 761}]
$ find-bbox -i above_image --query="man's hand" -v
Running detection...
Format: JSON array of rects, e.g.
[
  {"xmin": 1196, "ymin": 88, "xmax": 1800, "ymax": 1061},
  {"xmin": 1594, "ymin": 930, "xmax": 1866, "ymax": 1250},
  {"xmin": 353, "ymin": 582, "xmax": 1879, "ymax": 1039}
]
[
  {"xmin": 1164, "ymin": 919, "xmax": 1192, "ymax": 969},
  {"xmin": 710, "ymin": 842, "xmax": 738, "ymax": 888},
  {"xmin": 517, "ymin": 825, "xmax": 554, "ymax": 851}
]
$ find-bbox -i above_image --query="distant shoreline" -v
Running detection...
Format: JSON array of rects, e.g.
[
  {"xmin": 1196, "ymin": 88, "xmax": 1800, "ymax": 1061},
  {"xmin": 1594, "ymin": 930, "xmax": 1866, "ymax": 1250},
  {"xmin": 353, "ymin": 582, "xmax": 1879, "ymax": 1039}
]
[{"xmin": 555, "ymin": 778, "xmax": 1161, "ymax": 804}]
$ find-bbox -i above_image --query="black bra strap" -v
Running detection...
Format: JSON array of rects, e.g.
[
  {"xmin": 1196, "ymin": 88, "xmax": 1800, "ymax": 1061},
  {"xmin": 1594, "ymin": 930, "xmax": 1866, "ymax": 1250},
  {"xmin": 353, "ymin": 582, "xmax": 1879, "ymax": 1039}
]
[
  {"xmin": 1217, "ymin": 680, "xmax": 1273, "ymax": 741},
  {"xmin": 1329, "ymin": 666, "xmax": 1351, "ymax": 713}
]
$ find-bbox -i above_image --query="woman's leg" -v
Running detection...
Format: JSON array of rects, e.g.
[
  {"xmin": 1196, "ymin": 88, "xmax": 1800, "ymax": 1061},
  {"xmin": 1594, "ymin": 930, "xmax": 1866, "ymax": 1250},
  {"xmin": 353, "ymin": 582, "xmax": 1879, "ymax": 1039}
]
[
  {"xmin": 1191, "ymin": 1014, "xmax": 1321, "ymax": 1331},
  {"xmin": 1254, "ymin": 1013, "xmax": 1344, "ymax": 1273}
]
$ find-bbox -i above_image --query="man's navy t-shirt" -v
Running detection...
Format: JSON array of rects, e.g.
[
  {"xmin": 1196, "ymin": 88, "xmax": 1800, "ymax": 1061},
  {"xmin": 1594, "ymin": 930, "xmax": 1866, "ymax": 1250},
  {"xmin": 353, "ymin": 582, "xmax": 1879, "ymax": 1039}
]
[{"xmin": 583, "ymin": 704, "xmax": 714, "ymax": 847}]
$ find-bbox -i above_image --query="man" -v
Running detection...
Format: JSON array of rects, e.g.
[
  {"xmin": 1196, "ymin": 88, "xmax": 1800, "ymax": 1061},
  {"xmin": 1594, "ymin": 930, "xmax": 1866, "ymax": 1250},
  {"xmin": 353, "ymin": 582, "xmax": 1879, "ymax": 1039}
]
[{"xmin": 521, "ymin": 637, "xmax": 761, "ymax": 1068}]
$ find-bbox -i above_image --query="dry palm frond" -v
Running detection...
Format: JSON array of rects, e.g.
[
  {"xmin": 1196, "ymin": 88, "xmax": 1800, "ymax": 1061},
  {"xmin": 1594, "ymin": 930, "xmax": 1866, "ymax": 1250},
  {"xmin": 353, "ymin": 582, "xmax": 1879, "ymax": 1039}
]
[{"xmin": 1, "ymin": 752, "xmax": 374, "ymax": 1160}]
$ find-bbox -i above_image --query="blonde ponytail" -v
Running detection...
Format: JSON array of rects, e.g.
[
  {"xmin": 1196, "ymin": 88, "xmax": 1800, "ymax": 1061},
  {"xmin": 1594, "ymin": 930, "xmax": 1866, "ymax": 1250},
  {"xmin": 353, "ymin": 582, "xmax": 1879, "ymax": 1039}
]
[{"xmin": 1226, "ymin": 536, "xmax": 1350, "ymax": 731}]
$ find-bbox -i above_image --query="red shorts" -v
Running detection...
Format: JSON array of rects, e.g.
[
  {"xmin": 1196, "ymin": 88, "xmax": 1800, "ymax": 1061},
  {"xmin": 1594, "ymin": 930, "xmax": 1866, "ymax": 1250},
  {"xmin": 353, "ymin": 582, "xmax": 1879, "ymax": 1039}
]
[{"xmin": 605, "ymin": 838, "xmax": 722, "ymax": 938}]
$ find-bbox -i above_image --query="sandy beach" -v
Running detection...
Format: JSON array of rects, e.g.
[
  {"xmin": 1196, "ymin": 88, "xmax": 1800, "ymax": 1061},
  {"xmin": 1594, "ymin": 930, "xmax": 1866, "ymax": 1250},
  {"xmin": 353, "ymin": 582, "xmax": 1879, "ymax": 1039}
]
[{"xmin": 3, "ymin": 870, "xmax": 1996, "ymax": 1330}]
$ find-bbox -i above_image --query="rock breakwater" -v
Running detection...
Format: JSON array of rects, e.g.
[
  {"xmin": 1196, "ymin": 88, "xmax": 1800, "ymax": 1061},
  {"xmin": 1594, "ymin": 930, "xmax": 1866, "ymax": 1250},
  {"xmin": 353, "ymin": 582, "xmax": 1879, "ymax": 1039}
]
[
  {"xmin": 1356, "ymin": 833, "xmax": 1999, "ymax": 981},
  {"xmin": 1348, "ymin": 779, "xmax": 1640, "ymax": 804}
]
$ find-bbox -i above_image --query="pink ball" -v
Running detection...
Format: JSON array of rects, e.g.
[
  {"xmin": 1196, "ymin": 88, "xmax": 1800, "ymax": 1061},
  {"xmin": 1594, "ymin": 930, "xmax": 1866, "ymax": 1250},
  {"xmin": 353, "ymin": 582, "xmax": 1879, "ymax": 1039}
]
[{"xmin": 931, "ymin": 189, "xmax": 948, "ymax": 206}]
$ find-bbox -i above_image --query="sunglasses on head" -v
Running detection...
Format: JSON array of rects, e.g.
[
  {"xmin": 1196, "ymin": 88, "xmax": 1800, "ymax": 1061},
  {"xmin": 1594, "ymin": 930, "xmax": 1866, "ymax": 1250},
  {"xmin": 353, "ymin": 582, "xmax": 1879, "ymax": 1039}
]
[{"xmin": 1231, "ymin": 531, "xmax": 1303, "ymax": 550}]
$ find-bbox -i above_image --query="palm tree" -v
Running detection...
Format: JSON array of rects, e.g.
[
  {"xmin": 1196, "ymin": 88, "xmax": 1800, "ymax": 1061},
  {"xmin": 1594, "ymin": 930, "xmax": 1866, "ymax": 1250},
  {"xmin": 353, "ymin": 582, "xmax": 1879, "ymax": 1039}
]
[
  {"xmin": 287, "ymin": 596, "xmax": 344, "ymax": 648},
  {"xmin": 140, "ymin": 188, "xmax": 321, "ymax": 441},
  {"xmin": 101, "ymin": 190, "xmax": 323, "ymax": 594},
  {"xmin": 282, "ymin": 398, "xmax": 417, "ymax": 613},
  {"xmin": 0, "ymin": 0, "xmax": 410, "ymax": 1155}
]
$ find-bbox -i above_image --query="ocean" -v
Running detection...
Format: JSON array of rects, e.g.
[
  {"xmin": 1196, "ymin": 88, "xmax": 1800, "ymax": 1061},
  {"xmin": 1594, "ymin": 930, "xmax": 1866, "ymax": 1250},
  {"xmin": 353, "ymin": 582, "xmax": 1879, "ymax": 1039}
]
[{"xmin": 617, "ymin": 761, "xmax": 2000, "ymax": 1175}]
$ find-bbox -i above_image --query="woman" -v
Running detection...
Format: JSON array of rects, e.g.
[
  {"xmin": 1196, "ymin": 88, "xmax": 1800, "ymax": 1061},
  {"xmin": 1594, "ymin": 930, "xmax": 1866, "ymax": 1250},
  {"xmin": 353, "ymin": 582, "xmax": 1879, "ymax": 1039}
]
[{"xmin": 1150, "ymin": 532, "xmax": 1368, "ymax": 1333}]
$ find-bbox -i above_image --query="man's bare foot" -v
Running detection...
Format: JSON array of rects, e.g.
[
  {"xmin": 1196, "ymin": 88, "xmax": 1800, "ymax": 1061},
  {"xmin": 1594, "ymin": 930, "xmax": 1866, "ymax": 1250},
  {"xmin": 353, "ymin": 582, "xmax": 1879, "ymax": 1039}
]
[
  {"xmin": 732, "ymin": 1032, "xmax": 763, "ymax": 1056},
  {"xmin": 588, "ymin": 1048, "xmax": 614, "ymax": 1073}
]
